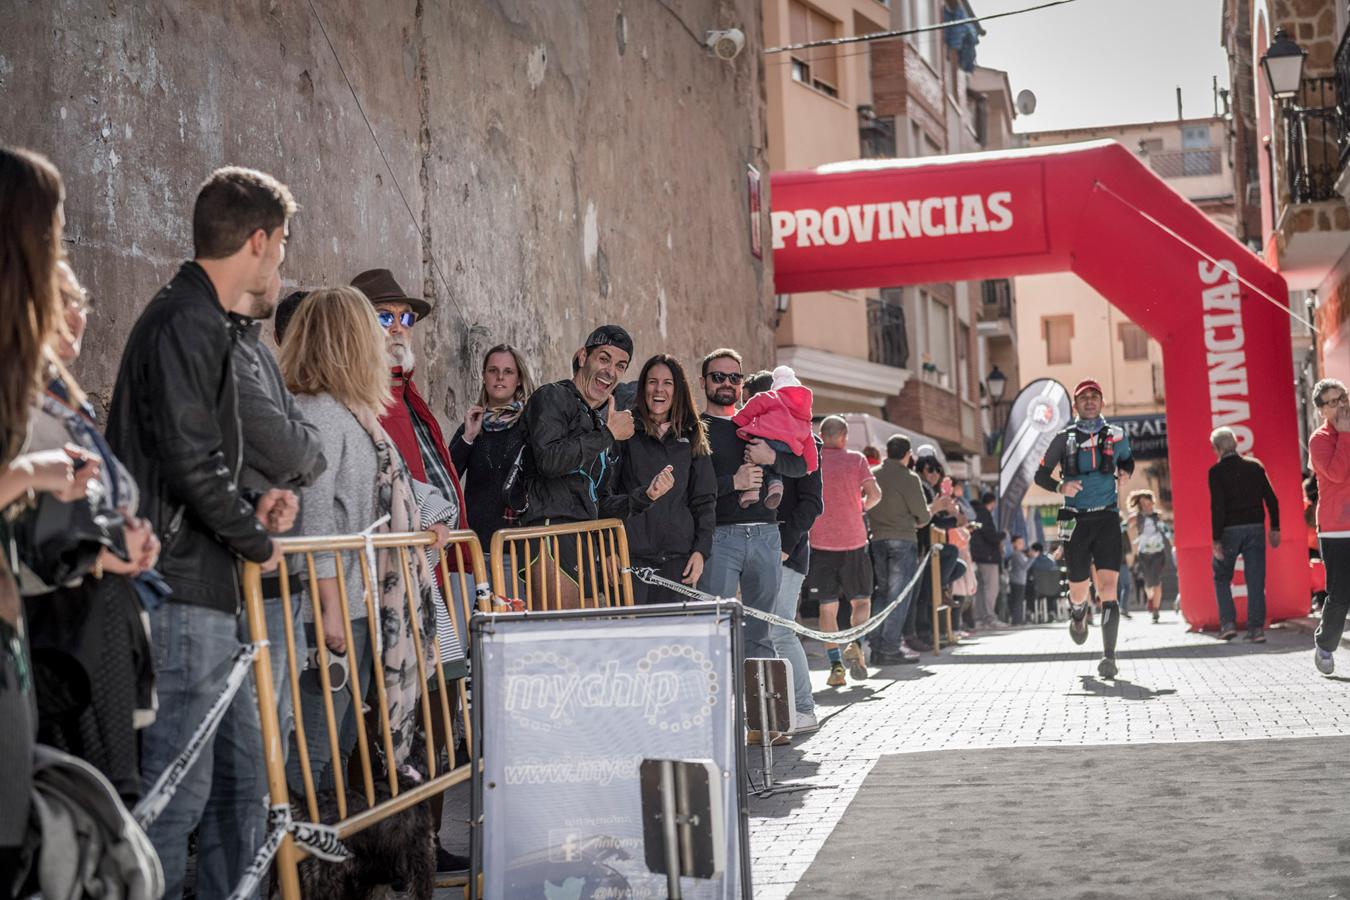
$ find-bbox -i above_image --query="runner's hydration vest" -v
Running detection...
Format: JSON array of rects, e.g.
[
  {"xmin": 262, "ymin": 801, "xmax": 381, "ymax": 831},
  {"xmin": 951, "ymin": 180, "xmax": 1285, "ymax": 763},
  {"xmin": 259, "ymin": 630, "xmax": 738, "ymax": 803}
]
[{"xmin": 1060, "ymin": 424, "xmax": 1125, "ymax": 477}]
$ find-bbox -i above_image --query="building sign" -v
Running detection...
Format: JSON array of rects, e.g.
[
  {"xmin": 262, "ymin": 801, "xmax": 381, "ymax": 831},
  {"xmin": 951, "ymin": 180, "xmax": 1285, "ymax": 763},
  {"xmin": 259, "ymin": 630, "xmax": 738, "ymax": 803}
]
[
  {"xmin": 747, "ymin": 164, "xmax": 763, "ymax": 260},
  {"xmin": 1113, "ymin": 413, "xmax": 1168, "ymax": 460},
  {"xmin": 475, "ymin": 605, "xmax": 747, "ymax": 899}
]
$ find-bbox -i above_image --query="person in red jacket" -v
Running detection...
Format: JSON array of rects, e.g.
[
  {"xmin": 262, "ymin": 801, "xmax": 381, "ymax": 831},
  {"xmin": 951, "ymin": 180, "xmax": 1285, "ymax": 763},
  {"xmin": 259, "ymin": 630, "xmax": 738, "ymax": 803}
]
[
  {"xmin": 731, "ymin": 365, "xmax": 817, "ymax": 509},
  {"xmin": 349, "ymin": 267, "xmax": 470, "ymax": 874},
  {"xmin": 1309, "ymin": 378, "xmax": 1350, "ymax": 675}
]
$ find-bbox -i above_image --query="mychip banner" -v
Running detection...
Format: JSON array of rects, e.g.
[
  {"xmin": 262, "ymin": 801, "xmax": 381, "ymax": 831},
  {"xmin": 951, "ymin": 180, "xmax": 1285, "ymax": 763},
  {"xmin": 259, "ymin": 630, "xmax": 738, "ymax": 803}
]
[{"xmin": 472, "ymin": 603, "xmax": 748, "ymax": 899}]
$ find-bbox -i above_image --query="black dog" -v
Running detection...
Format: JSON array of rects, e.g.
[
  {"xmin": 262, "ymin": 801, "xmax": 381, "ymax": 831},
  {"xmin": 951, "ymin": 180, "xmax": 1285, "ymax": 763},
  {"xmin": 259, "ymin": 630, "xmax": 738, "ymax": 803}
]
[{"xmin": 290, "ymin": 773, "xmax": 437, "ymax": 900}]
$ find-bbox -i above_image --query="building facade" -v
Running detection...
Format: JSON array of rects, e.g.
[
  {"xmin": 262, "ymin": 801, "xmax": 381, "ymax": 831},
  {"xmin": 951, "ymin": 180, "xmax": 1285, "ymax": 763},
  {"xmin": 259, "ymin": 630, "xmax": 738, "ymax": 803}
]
[
  {"xmin": 2, "ymin": 1, "xmax": 774, "ymax": 423},
  {"xmin": 1224, "ymin": 0, "xmax": 1350, "ymax": 448},
  {"xmin": 765, "ymin": 0, "xmax": 1020, "ymax": 480},
  {"xmin": 1014, "ymin": 116, "xmax": 1238, "ymax": 508}
]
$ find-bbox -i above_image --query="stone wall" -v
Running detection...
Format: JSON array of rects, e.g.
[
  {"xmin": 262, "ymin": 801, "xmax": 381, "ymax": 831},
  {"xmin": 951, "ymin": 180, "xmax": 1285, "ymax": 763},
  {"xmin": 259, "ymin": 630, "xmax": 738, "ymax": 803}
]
[{"xmin": 1, "ymin": 0, "xmax": 773, "ymax": 423}]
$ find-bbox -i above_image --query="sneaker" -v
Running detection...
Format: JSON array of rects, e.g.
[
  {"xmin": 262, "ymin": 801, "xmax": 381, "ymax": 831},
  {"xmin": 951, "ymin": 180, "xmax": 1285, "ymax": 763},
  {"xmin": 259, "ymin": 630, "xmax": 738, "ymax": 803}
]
[
  {"xmin": 1316, "ymin": 647, "xmax": 1335, "ymax": 675},
  {"xmin": 842, "ymin": 642, "xmax": 868, "ymax": 681},
  {"xmin": 763, "ymin": 479, "xmax": 785, "ymax": 510},
  {"xmin": 826, "ymin": 662, "xmax": 847, "ymax": 686},
  {"xmin": 1097, "ymin": 657, "xmax": 1118, "ymax": 680},
  {"xmin": 903, "ymin": 637, "xmax": 931, "ymax": 653},
  {"xmin": 870, "ymin": 647, "xmax": 918, "ymax": 666},
  {"xmin": 1069, "ymin": 603, "xmax": 1089, "ymax": 645},
  {"xmin": 1152, "ymin": 610, "xmax": 1160, "ymax": 624},
  {"xmin": 746, "ymin": 730, "xmax": 791, "ymax": 746},
  {"xmin": 790, "ymin": 710, "xmax": 820, "ymax": 735},
  {"xmin": 1219, "ymin": 624, "xmax": 1238, "ymax": 641},
  {"xmin": 1121, "ymin": 610, "xmax": 1133, "ymax": 619},
  {"xmin": 436, "ymin": 846, "xmax": 471, "ymax": 875},
  {"xmin": 1243, "ymin": 629, "xmax": 1266, "ymax": 643}
]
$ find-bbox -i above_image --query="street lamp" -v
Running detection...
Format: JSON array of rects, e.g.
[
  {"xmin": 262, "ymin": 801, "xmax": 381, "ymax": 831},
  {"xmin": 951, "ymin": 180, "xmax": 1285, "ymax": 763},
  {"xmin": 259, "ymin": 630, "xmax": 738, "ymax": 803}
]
[
  {"xmin": 1260, "ymin": 28, "xmax": 1306, "ymax": 101},
  {"xmin": 986, "ymin": 365, "xmax": 1008, "ymax": 403}
]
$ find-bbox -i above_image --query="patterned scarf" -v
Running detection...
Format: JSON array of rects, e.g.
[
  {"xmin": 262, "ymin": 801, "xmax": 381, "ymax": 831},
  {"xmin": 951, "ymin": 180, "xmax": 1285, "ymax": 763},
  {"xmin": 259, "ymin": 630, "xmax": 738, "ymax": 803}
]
[
  {"xmin": 352, "ymin": 407, "xmax": 437, "ymax": 769},
  {"xmin": 482, "ymin": 400, "xmax": 524, "ymax": 432},
  {"xmin": 1074, "ymin": 415, "xmax": 1106, "ymax": 435}
]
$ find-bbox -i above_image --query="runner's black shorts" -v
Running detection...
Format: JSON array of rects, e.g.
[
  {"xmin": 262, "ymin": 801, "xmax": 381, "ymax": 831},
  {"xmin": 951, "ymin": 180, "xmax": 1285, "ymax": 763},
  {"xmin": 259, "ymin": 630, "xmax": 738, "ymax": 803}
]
[
  {"xmin": 1064, "ymin": 510, "xmax": 1123, "ymax": 582},
  {"xmin": 805, "ymin": 547, "xmax": 874, "ymax": 603}
]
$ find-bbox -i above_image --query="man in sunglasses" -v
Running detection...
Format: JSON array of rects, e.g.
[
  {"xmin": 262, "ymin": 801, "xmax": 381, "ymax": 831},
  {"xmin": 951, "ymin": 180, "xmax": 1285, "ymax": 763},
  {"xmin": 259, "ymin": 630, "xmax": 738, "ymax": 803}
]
[
  {"xmin": 350, "ymin": 267, "xmax": 472, "ymax": 873},
  {"xmin": 699, "ymin": 349, "xmax": 808, "ymax": 740}
]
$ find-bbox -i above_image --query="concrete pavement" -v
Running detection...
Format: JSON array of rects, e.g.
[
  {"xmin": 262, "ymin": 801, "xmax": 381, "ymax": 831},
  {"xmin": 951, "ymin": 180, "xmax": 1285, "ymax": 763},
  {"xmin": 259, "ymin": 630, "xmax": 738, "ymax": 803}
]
[{"xmin": 747, "ymin": 611, "xmax": 1350, "ymax": 898}]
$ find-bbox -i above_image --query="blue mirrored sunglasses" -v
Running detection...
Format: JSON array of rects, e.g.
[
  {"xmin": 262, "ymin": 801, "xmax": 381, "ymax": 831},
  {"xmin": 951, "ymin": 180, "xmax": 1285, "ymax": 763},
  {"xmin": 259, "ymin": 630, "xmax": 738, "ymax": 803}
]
[{"xmin": 377, "ymin": 310, "xmax": 417, "ymax": 329}]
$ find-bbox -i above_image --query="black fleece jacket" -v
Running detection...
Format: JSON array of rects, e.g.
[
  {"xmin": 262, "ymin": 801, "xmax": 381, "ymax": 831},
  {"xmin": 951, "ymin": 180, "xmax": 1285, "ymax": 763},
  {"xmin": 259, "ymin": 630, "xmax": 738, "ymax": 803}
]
[{"xmin": 614, "ymin": 420, "xmax": 717, "ymax": 562}]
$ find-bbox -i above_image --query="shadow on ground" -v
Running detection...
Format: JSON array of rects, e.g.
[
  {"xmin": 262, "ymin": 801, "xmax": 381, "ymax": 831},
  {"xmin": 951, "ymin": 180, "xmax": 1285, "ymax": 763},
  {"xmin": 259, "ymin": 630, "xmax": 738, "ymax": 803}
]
[{"xmin": 791, "ymin": 735, "xmax": 1350, "ymax": 899}]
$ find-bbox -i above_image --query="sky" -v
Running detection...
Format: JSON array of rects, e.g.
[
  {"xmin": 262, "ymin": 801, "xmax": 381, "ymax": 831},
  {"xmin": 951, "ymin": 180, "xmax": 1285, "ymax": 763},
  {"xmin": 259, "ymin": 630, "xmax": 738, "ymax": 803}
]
[{"xmin": 973, "ymin": 0, "xmax": 1231, "ymax": 133}]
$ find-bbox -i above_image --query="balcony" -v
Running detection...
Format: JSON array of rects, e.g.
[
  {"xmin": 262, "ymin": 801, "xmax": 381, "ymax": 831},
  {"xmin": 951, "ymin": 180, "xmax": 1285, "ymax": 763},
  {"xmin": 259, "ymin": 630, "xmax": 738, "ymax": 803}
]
[
  {"xmin": 885, "ymin": 378, "xmax": 980, "ymax": 454},
  {"xmin": 1147, "ymin": 148, "xmax": 1222, "ymax": 179},
  {"xmin": 977, "ymin": 279, "xmax": 1016, "ymax": 343},
  {"xmin": 1270, "ymin": 74, "xmax": 1350, "ymax": 289},
  {"xmin": 866, "ymin": 297, "xmax": 909, "ymax": 369}
]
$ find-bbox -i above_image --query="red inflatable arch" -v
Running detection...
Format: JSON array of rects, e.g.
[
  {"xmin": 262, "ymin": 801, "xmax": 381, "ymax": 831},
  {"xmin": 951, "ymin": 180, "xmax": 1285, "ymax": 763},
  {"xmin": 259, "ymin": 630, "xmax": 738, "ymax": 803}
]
[{"xmin": 770, "ymin": 140, "xmax": 1306, "ymax": 629}]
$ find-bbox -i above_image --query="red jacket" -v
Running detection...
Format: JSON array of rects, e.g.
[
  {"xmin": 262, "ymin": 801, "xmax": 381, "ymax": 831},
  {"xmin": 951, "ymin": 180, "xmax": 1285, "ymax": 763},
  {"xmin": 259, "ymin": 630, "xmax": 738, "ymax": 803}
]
[
  {"xmin": 1310, "ymin": 421, "xmax": 1350, "ymax": 534},
  {"xmin": 381, "ymin": 369, "xmax": 468, "ymax": 530},
  {"xmin": 732, "ymin": 385, "xmax": 818, "ymax": 472}
]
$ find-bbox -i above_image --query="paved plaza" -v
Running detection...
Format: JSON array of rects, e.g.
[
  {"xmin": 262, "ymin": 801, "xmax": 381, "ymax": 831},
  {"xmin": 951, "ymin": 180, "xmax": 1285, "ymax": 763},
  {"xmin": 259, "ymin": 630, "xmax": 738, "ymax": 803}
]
[{"xmin": 746, "ymin": 612, "xmax": 1350, "ymax": 898}]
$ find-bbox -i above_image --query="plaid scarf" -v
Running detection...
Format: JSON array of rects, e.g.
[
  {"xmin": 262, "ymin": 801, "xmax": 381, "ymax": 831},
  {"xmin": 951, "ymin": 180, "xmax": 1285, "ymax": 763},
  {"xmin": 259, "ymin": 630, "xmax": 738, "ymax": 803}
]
[{"xmin": 352, "ymin": 407, "xmax": 437, "ymax": 768}]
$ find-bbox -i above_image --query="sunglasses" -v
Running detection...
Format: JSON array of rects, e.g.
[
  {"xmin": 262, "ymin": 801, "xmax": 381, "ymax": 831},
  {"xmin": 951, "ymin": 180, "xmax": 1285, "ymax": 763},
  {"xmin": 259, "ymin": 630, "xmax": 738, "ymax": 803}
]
[
  {"xmin": 1319, "ymin": 393, "xmax": 1350, "ymax": 408},
  {"xmin": 377, "ymin": 310, "xmax": 417, "ymax": 329},
  {"xmin": 707, "ymin": 371, "xmax": 743, "ymax": 385}
]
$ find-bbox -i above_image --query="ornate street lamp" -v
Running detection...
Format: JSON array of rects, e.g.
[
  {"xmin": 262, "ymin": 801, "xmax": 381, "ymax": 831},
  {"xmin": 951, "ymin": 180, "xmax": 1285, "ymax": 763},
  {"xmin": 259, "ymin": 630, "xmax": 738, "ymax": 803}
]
[
  {"xmin": 986, "ymin": 365, "xmax": 1008, "ymax": 403},
  {"xmin": 1260, "ymin": 28, "xmax": 1306, "ymax": 102}
]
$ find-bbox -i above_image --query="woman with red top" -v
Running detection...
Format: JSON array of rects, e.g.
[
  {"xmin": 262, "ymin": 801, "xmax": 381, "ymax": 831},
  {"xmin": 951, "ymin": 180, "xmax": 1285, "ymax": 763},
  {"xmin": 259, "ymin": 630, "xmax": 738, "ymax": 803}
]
[{"xmin": 1308, "ymin": 378, "xmax": 1350, "ymax": 674}]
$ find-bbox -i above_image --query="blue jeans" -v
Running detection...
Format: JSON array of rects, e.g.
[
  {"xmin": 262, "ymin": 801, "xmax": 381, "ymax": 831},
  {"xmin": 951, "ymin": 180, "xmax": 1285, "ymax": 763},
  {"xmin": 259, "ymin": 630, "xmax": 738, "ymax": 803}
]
[
  {"xmin": 1213, "ymin": 523, "xmax": 1267, "ymax": 632},
  {"xmin": 871, "ymin": 539, "xmax": 920, "ymax": 654},
  {"xmin": 286, "ymin": 618, "xmax": 374, "ymax": 794},
  {"xmin": 140, "ymin": 603, "xmax": 266, "ymax": 900},
  {"xmin": 771, "ymin": 566, "xmax": 814, "ymax": 715},
  {"xmin": 264, "ymin": 595, "xmax": 307, "ymax": 767},
  {"xmin": 700, "ymin": 523, "xmax": 782, "ymax": 658}
]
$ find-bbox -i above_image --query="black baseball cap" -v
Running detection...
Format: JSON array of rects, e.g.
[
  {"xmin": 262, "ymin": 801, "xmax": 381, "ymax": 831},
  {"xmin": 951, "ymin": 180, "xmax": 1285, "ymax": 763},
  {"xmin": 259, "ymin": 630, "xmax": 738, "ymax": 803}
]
[
  {"xmin": 274, "ymin": 289, "xmax": 309, "ymax": 344},
  {"xmin": 583, "ymin": 324, "xmax": 633, "ymax": 359}
]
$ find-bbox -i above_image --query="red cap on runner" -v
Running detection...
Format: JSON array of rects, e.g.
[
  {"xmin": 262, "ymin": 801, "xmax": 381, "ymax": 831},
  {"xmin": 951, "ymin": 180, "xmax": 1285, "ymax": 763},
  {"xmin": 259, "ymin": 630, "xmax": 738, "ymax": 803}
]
[{"xmin": 1073, "ymin": 379, "xmax": 1103, "ymax": 398}]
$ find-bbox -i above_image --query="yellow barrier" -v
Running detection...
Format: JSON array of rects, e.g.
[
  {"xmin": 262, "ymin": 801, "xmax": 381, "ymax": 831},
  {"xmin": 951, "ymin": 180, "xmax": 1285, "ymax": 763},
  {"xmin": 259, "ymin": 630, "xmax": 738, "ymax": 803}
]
[
  {"xmin": 242, "ymin": 529, "xmax": 486, "ymax": 900},
  {"xmin": 930, "ymin": 526, "xmax": 956, "ymax": 655},
  {"xmin": 489, "ymin": 518, "xmax": 635, "ymax": 610}
]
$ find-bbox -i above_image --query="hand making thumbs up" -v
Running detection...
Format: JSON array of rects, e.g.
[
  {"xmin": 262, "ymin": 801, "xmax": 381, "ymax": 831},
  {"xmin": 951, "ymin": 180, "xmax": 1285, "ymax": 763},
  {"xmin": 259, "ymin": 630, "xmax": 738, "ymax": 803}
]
[{"xmin": 606, "ymin": 396, "xmax": 635, "ymax": 441}]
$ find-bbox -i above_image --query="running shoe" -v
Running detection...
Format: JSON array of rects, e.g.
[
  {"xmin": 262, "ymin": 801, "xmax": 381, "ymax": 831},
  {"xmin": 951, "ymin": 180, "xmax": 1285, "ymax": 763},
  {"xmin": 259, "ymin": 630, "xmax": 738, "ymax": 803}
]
[
  {"xmin": 842, "ymin": 642, "xmax": 869, "ymax": 681},
  {"xmin": 1069, "ymin": 603, "xmax": 1089, "ymax": 645},
  {"xmin": 826, "ymin": 662, "xmax": 847, "ymax": 686},
  {"xmin": 1152, "ymin": 610, "xmax": 1160, "ymax": 624},
  {"xmin": 1097, "ymin": 656, "xmax": 1118, "ymax": 680},
  {"xmin": 1316, "ymin": 647, "xmax": 1335, "ymax": 675}
]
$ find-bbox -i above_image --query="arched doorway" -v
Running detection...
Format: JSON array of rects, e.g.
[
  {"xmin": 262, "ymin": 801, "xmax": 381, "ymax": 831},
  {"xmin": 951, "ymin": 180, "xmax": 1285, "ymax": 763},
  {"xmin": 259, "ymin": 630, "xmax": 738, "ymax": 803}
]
[{"xmin": 770, "ymin": 141, "xmax": 1307, "ymax": 628}]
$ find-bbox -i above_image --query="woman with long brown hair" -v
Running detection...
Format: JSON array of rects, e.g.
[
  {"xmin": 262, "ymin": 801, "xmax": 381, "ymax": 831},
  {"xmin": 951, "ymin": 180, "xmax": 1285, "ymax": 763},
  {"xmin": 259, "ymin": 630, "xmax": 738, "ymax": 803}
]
[
  {"xmin": 614, "ymin": 354, "xmax": 716, "ymax": 604},
  {"xmin": 449, "ymin": 343, "xmax": 536, "ymax": 550},
  {"xmin": 0, "ymin": 146, "xmax": 101, "ymax": 892},
  {"xmin": 279, "ymin": 286, "xmax": 438, "ymax": 788}
]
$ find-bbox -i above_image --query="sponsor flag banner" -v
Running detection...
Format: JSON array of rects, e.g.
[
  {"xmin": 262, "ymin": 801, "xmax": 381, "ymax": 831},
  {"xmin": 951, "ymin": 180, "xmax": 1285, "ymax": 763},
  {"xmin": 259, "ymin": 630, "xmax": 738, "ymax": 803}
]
[
  {"xmin": 1112, "ymin": 413, "xmax": 1168, "ymax": 461},
  {"xmin": 997, "ymin": 378, "xmax": 1071, "ymax": 538},
  {"xmin": 475, "ymin": 605, "xmax": 745, "ymax": 899}
]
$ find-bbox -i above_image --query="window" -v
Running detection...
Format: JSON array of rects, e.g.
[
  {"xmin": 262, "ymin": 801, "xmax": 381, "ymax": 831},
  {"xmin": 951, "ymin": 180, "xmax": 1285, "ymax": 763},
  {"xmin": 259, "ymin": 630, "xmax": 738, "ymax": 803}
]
[
  {"xmin": 1138, "ymin": 137, "xmax": 1163, "ymax": 156},
  {"xmin": 789, "ymin": 1, "xmax": 840, "ymax": 98},
  {"xmin": 957, "ymin": 322, "xmax": 971, "ymax": 400},
  {"xmin": 1118, "ymin": 322, "xmax": 1149, "ymax": 361},
  {"xmin": 1042, "ymin": 315, "xmax": 1074, "ymax": 365},
  {"xmin": 925, "ymin": 292, "xmax": 953, "ymax": 384},
  {"xmin": 867, "ymin": 290, "xmax": 909, "ymax": 368},
  {"xmin": 907, "ymin": 0, "xmax": 938, "ymax": 69}
]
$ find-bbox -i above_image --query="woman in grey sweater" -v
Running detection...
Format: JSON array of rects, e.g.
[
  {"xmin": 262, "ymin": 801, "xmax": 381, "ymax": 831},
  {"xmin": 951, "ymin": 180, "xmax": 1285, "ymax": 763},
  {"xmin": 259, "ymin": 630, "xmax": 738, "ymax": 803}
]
[{"xmin": 279, "ymin": 286, "xmax": 440, "ymax": 792}]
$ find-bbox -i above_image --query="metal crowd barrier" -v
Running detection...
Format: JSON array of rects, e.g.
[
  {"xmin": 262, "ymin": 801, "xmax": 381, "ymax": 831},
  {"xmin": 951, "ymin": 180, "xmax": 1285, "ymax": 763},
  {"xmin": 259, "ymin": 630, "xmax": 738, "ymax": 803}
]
[
  {"xmin": 241, "ymin": 529, "xmax": 485, "ymax": 900},
  {"xmin": 929, "ymin": 525, "xmax": 956, "ymax": 655},
  {"xmin": 489, "ymin": 518, "xmax": 636, "ymax": 610}
]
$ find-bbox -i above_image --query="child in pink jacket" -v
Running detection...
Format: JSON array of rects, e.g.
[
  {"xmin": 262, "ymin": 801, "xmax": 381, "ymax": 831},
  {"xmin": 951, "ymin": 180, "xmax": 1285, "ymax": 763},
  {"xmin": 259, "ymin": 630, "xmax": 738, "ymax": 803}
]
[{"xmin": 732, "ymin": 366, "xmax": 818, "ymax": 508}]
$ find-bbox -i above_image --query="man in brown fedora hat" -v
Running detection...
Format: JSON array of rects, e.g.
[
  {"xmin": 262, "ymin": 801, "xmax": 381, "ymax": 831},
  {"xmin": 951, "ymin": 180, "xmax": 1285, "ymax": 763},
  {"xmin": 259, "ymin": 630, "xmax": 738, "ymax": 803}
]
[{"xmin": 349, "ymin": 266, "xmax": 470, "ymax": 874}]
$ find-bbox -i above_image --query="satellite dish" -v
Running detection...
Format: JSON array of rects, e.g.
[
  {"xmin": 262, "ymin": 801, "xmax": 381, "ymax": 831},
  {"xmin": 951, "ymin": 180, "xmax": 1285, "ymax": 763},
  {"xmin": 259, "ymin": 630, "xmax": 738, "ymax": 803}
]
[{"xmin": 1016, "ymin": 89, "xmax": 1037, "ymax": 116}]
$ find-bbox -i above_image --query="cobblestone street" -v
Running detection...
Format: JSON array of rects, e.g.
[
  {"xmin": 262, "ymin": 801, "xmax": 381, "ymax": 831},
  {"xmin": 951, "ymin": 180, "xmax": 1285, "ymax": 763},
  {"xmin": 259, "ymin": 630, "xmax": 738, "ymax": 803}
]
[{"xmin": 747, "ymin": 612, "xmax": 1350, "ymax": 898}]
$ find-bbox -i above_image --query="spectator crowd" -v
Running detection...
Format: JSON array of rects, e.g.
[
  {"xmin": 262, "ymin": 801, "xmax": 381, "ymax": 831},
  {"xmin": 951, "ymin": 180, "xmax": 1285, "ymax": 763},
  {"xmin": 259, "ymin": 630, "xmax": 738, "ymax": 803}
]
[{"xmin": 2, "ymin": 145, "xmax": 1346, "ymax": 900}]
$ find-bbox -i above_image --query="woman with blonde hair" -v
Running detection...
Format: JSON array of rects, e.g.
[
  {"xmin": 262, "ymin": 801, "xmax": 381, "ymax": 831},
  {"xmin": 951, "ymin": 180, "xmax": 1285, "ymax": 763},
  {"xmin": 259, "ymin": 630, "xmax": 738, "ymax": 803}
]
[
  {"xmin": 279, "ymin": 286, "xmax": 437, "ymax": 787},
  {"xmin": 450, "ymin": 343, "xmax": 536, "ymax": 550}
]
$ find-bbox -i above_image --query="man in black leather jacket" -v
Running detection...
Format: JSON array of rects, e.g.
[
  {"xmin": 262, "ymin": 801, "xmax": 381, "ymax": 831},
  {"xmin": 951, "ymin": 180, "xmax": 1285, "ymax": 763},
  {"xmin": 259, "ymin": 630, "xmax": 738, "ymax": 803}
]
[{"xmin": 105, "ymin": 167, "xmax": 298, "ymax": 900}]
